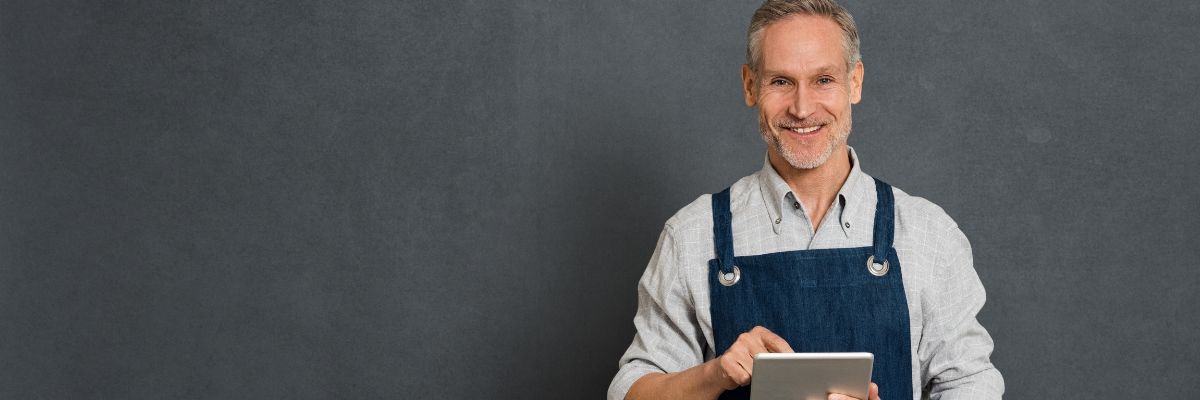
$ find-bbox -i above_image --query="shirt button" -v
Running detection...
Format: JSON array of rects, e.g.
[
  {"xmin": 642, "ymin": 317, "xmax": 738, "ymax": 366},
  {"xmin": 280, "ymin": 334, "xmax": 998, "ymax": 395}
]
[
  {"xmin": 845, "ymin": 222, "xmax": 851, "ymax": 228},
  {"xmin": 775, "ymin": 218, "xmax": 781, "ymax": 224},
  {"xmin": 793, "ymin": 202, "xmax": 800, "ymax": 209}
]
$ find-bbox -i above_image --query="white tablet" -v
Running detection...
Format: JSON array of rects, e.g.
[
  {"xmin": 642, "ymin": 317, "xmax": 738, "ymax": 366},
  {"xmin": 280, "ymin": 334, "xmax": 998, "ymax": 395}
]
[{"xmin": 750, "ymin": 352, "xmax": 873, "ymax": 400}]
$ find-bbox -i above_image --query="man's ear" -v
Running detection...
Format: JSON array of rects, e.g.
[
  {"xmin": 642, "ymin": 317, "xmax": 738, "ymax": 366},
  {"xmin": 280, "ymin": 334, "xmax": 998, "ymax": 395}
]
[
  {"xmin": 849, "ymin": 61, "xmax": 864, "ymax": 104},
  {"xmin": 741, "ymin": 64, "xmax": 757, "ymax": 107}
]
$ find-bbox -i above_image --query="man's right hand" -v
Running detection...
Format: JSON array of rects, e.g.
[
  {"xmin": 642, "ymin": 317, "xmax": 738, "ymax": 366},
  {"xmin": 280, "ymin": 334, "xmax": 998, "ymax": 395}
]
[
  {"xmin": 626, "ymin": 326, "xmax": 794, "ymax": 400},
  {"xmin": 710, "ymin": 326, "xmax": 794, "ymax": 389}
]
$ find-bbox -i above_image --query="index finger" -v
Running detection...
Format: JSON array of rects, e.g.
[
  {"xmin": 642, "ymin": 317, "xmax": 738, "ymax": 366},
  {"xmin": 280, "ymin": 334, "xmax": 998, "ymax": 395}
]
[{"xmin": 761, "ymin": 331, "xmax": 794, "ymax": 353}]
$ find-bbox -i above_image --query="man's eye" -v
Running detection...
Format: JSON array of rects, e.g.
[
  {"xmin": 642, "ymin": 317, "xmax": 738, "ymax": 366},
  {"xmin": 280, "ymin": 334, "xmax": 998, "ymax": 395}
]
[
  {"xmin": 817, "ymin": 77, "xmax": 833, "ymax": 84},
  {"xmin": 771, "ymin": 79, "xmax": 788, "ymax": 86}
]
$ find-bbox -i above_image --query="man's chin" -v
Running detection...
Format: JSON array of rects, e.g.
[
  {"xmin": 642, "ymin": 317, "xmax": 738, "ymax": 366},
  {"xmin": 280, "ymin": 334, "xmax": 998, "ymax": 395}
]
[
  {"xmin": 774, "ymin": 142, "xmax": 839, "ymax": 170},
  {"xmin": 762, "ymin": 129, "xmax": 842, "ymax": 170},
  {"xmin": 784, "ymin": 157, "xmax": 827, "ymax": 170}
]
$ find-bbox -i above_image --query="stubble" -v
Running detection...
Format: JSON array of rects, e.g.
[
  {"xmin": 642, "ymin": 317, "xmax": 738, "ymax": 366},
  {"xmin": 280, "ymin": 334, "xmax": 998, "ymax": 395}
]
[{"xmin": 758, "ymin": 110, "xmax": 852, "ymax": 170}]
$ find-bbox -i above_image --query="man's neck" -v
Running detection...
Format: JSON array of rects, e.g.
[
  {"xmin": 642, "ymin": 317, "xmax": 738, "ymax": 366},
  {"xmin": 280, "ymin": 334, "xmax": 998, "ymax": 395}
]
[{"xmin": 767, "ymin": 145, "xmax": 852, "ymax": 232}]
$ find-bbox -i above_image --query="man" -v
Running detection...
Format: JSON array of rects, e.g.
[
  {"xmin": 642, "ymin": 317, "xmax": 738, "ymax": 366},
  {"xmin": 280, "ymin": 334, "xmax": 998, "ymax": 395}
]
[{"xmin": 607, "ymin": 1, "xmax": 1004, "ymax": 399}]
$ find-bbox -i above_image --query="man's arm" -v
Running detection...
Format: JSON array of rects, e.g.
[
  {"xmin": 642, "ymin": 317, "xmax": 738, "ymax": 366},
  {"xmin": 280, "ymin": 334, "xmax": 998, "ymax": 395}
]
[
  {"xmin": 919, "ymin": 225, "xmax": 1005, "ymax": 399},
  {"xmin": 608, "ymin": 224, "xmax": 711, "ymax": 400},
  {"xmin": 607, "ymin": 221, "xmax": 797, "ymax": 400},
  {"xmin": 625, "ymin": 326, "xmax": 794, "ymax": 400},
  {"xmin": 625, "ymin": 359, "xmax": 728, "ymax": 400}
]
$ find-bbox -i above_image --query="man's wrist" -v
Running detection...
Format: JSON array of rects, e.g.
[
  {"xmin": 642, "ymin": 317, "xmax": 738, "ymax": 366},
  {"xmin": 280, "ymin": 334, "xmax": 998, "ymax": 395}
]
[
  {"xmin": 627, "ymin": 361, "xmax": 728, "ymax": 400},
  {"xmin": 699, "ymin": 357, "xmax": 731, "ymax": 393}
]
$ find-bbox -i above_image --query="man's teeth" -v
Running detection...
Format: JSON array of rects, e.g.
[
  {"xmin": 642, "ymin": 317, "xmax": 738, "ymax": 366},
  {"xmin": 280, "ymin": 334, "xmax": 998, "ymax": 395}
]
[{"xmin": 790, "ymin": 125, "xmax": 821, "ymax": 134}]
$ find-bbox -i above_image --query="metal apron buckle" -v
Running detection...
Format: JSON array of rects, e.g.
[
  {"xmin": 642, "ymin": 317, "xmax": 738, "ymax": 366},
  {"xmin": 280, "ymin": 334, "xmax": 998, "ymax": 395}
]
[
  {"xmin": 867, "ymin": 255, "xmax": 889, "ymax": 276},
  {"xmin": 717, "ymin": 266, "xmax": 741, "ymax": 286}
]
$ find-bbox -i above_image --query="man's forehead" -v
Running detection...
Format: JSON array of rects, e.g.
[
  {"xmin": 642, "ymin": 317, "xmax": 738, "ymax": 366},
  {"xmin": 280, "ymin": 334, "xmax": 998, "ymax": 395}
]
[
  {"xmin": 760, "ymin": 63, "xmax": 845, "ymax": 77},
  {"xmin": 761, "ymin": 14, "xmax": 844, "ymax": 47},
  {"xmin": 759, "ymin": 15, "xmax": 847, "ymax": 73}
]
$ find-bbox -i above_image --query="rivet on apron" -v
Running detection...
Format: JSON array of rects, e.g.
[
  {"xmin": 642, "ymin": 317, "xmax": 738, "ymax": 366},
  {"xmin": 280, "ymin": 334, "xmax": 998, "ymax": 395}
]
[
  {"xmin": 718, "ymin": 266, "xmax": 741, "ymax": 286},
  {"xmin": 867, "ymin": 255, "xmax": 889, "ymax": 276}
]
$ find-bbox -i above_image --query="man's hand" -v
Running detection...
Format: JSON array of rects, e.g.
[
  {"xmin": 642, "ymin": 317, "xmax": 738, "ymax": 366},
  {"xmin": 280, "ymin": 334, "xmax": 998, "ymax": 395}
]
[
  {"xmin": 625, "ymin": 326, "xmax": 792, "ymax": 400},
  {"xmin": 711, "ymin": 326, "xmax": 794, "ymax": 389},
  {"xmin": 828, "ymin": 382, "xmax": 881, "ymax": 400}
]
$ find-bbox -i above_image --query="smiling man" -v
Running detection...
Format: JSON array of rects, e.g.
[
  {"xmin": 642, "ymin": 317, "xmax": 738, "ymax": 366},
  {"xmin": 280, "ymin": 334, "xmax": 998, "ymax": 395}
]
[{"xmin": 608, "ymin": 1, "xmax": 1004, "ymax": 400}]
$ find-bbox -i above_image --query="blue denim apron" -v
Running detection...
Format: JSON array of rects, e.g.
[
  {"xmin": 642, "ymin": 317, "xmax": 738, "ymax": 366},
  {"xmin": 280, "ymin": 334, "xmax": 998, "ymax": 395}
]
[{"xmin": 709, "ymin": 178, "xmax": 912, "ymax": 400}]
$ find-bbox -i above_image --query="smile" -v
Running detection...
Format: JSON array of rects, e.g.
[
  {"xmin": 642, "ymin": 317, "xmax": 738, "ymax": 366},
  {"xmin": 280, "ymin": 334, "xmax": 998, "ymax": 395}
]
[{"xmin": 789, "ymin": 125, "xmax": 823, "ymax": 134}]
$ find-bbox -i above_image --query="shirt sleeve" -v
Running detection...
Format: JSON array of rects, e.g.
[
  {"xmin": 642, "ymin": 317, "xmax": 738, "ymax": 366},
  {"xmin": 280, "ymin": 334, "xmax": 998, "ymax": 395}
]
[
  {"xmin": 607, "ymin": 224, "xmax": 708, "ymax": 400},
  {"xmin": 919, "ymin": 224, "xmax": 1005, "ymax": 399}
]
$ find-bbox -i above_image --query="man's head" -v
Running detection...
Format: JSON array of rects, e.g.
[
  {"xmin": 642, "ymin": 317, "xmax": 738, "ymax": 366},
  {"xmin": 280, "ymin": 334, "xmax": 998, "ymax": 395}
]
[
  {"xmin": 742, "ymin": 0, "xmax": 864, "ymax": 171},
  {"xmin": 747, "ymin": 0, "xmax": 861, "ymax": 74}
]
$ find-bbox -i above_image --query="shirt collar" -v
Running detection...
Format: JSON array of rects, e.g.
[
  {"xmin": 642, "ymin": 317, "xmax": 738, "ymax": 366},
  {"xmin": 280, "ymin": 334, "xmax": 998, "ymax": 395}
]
[{"xmin": 756, "ymin": 146, "xmax": 872, "ymax": 237}]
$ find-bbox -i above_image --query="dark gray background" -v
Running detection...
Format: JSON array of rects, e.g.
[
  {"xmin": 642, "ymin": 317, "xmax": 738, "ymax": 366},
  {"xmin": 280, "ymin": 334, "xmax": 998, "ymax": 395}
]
[{"xmin": 2, "ymin": 0, "xmax": 1197, "ymax": 398}]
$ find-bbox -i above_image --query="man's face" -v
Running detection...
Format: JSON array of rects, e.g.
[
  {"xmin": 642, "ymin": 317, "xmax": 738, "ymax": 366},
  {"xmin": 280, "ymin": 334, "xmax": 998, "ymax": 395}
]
[{"xmin": 742, "ymin": 15, "xmax": 864, "ymax": 170}]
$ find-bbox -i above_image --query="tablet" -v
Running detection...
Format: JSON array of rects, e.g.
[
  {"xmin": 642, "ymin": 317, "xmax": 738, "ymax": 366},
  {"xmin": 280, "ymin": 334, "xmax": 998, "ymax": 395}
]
[{"xmin": 749, "ymin": 352, "xmax": 873, "ymax": 400}]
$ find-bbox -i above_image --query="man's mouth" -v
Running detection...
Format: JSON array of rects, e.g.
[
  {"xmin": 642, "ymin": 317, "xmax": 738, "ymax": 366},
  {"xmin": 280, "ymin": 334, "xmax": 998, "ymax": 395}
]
[{"xmin": 788, "ymin": 125, "xmax": 823, "ymax": 134}]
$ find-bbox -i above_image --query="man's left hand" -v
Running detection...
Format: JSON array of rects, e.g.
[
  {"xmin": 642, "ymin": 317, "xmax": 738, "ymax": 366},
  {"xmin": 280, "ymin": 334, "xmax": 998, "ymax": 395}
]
[{"xmin": 828, "ymin": 382, "xmax": 881, "ymax": 400}]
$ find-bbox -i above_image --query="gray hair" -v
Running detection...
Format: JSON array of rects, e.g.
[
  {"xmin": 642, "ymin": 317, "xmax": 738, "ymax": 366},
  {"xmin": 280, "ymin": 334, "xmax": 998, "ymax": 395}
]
[{"xmin": 746, "ymin": 0, "xmax": 861, "ymax": 74}]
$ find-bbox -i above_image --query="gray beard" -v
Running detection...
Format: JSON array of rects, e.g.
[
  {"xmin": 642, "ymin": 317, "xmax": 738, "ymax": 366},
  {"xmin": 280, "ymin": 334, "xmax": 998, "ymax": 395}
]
[{"xmin": 759, "ymin": 112, "xmax": 852, "ymax": 170}]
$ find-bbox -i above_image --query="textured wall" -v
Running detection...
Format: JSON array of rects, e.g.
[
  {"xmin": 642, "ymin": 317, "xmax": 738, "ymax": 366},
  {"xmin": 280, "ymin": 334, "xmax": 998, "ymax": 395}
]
[{"xmin": 2, "ymin": 0, "xmax": 1197, "ymax": 398}]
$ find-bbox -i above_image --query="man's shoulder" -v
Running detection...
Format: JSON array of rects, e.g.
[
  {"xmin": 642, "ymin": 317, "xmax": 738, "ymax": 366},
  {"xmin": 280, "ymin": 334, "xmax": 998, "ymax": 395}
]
[
  {"xmin": 890, "ymin": 185, "xmax": 960, "ymax": 233},
  {"xmin": 663, "ymin": 173, "xmax": 760, "ymax": 234}
]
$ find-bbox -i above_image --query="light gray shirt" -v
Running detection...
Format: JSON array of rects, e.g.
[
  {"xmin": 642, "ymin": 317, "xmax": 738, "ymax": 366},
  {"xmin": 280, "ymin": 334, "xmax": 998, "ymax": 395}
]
[{"xmin": 608, "ymin": 147, "xmax": 1004, "ymax": 400}]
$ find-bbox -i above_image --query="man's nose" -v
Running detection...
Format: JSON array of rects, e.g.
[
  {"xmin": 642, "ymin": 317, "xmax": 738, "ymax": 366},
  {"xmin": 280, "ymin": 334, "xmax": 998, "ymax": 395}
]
[{"xmin": 790, "ymin": 86, "xmax": 815, "ymax": 120}]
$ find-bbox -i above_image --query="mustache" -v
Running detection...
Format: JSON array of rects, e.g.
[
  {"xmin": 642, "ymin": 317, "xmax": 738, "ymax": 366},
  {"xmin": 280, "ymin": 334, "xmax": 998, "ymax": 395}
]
[{"xmin": 773, "ymin": 118, "xmax": 832, "ymax": 129}]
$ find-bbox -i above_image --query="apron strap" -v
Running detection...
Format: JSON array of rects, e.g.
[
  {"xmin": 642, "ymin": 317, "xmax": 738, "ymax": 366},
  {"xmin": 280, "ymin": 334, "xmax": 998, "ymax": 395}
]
[
  {"xmin": 871, "ymin": 178, "xmax": 896, "ymax": 261},
  {"xmin": 711, "ymin": 188, "xmax": 735, "ymax": 273},
  {"xmin": 714, "ymin": 181, "xmax": 892, "ymax": 271}
]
